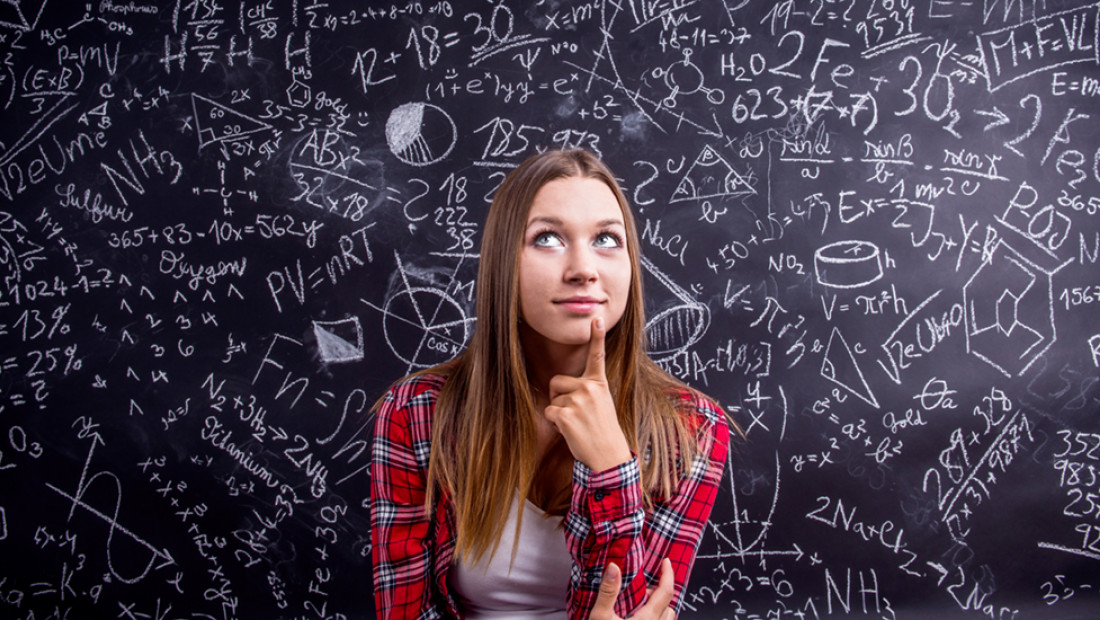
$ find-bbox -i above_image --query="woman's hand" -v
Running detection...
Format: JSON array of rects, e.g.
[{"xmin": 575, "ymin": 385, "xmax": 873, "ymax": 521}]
[
  {"xmin": 589, "ymin": 558, "xmax": 676, "ymax": 620},
  {"xmin": 544, "ymin": 317, "xmax": 633, "ymax": 472}
]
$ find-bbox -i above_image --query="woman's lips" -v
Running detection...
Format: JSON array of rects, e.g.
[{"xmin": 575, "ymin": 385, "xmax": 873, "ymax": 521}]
[{"xmin": 554, "ymin": 298, "xmax": 603, "ymax": 314}]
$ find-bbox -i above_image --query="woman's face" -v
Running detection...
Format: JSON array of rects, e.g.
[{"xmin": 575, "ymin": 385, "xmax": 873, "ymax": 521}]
[{"xmin": 518, "ymin": 176, "xmax": 632, "ymax": 349}]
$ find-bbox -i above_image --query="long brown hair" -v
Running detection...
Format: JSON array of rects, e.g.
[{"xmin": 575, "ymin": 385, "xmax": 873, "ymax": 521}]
[{"xmin": 414, "ymin": 150, "xmax": 711, "ymax": 563}]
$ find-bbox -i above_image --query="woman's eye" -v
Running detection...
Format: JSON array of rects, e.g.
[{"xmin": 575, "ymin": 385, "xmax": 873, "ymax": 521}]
[
  {"xmin": 533, "ymin": 231, "xmax": 563, "ymax": 247},
  {"xmin": 594, "ymin": 232, "xmax": 623, "ymax": 248}
]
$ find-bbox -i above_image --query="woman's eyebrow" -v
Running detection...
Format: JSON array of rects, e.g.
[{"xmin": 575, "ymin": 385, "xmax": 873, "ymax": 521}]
[
  {"xmin": 525, "ymin": 216, "xmax": 624, "ymax": 228},
  {"xmin": 526, "ymin": 216, "xmax": 563, "ymax": 228}
]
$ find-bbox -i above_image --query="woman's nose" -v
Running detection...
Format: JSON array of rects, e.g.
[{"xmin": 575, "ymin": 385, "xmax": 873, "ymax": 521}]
[{"xmin": 564, "ymin": 248, "xmax": 598, "ymax": 283}]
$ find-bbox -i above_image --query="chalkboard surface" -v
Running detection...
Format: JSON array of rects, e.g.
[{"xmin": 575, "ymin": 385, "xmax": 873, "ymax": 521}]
[{"xmin": 2, "ymin": 1, "xmax": 1099, "ymax": 618}]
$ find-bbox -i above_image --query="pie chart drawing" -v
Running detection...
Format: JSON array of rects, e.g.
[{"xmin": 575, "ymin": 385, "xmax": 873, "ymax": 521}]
[{"xmin": 385, "ymin": 102, "xmax": 457, "ymax": 166}]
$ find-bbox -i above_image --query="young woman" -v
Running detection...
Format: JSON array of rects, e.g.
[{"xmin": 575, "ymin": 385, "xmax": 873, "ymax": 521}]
[{"xmin": 371, "ymin": 150, "xmax": 732, "ymax": 619}]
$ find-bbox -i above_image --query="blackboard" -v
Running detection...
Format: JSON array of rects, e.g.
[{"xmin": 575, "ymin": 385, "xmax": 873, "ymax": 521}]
[{"xmin": 1, "ymin": 1, "xmax": 1099, "ymax": 618}]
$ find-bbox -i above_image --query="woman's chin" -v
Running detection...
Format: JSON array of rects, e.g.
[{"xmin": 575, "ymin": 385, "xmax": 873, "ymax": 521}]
[
  {"xmin": 543, "ymin": 333, "xmax": 590, "ymax": 348},
  {"xmin": 524, "ymin": 329, "xmax": 591, "ymax": 350}
]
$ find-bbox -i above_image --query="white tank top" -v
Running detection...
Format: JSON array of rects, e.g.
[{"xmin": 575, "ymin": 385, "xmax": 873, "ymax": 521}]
[{"xmin": 451, "ymin": 494, "xmax": 572, "ymax": 619}]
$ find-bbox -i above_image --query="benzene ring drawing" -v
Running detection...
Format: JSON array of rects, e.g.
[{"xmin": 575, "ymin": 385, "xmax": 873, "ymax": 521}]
[{"xmin": 962, "ymin": 237, "xmax": 1066, "ymax": 377}]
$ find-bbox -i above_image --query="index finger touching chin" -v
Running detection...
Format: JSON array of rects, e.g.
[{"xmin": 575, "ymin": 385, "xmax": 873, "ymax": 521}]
[{"xmin": 585, "ymin": 316, "xmax": 607, "ymax": 378}]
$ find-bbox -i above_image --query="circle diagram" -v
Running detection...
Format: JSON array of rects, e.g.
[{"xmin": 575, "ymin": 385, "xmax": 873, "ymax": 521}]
[
  {"xmin": 381, "ymin": 286, "xmax": 470, "ymax": 367},
  {"xmin": 385, "ymin": 102, "xmax": 457, "ymax": 166}
]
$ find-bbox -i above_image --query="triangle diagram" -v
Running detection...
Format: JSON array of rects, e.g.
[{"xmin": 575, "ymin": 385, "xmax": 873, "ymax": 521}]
[
  {"xmin": 820, "ymin": 326, "xmax": 879, "ymax": 408},
  {"xmin": 191, "ymin": 93, "xmax": 274, "ymax": 149},
  {"xmin": 671, "ymin": 145, "xmax": 756, "ymax": 203}
]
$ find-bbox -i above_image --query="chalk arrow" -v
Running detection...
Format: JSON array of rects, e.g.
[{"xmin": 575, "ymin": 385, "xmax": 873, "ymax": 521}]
[
  {"xmin": 156, "ymin": 548, "xmax": 177, "ymax": 569},
  {"xmin": 974, "ymin": 107, "xmax": 1010, "ymax": 132},
  {"xmin": 700, "ymin": 112, "xmax": 725, "ymax": 138}
]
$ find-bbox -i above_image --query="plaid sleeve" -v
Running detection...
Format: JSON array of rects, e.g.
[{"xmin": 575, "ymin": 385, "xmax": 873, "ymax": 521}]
[
  {"xmin": 370, "ymin": 377, "xmax": 443, "ymax": 620},
  {"xmin": 565, "ymin": 392, "xmax": 731, "ymax": 619}
]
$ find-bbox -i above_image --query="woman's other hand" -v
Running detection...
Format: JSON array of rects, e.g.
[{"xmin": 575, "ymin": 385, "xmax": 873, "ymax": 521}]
[{"xmin": 589, "ymin": 558, "xmax": 676, "ymax": 620}]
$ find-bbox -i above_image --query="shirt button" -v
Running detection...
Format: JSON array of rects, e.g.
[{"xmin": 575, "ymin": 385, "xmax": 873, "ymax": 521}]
[{"xmin": 594, "ymin": 490, "xmax": 606, "ymax": 501}]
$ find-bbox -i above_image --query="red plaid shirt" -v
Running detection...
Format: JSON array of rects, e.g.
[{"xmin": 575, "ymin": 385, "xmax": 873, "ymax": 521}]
[{"xmin": 370, "ymin": 373, "xmax": 730, "ymax": 619}]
